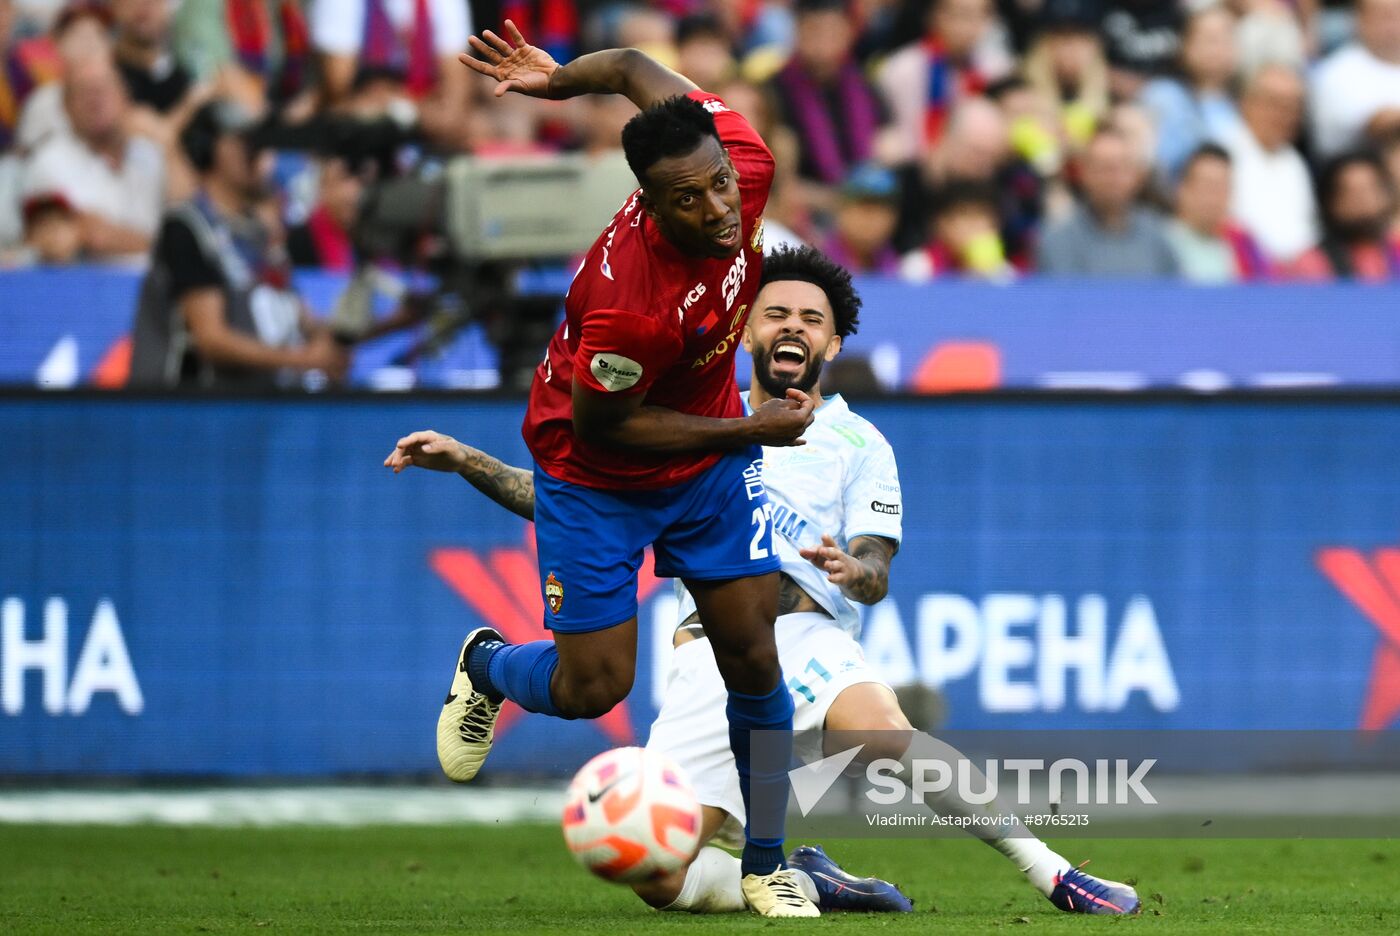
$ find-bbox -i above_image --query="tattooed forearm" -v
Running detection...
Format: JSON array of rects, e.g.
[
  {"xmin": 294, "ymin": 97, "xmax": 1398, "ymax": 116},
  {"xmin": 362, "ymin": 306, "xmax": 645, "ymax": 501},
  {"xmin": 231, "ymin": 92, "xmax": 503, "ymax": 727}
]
[
  {"xmin": 456, "ymin": 444, "xmax": 535, "ymax": 521},
  {"xmin": 843, "ymin": 536, "xmax": 896, "ymax": 605}
]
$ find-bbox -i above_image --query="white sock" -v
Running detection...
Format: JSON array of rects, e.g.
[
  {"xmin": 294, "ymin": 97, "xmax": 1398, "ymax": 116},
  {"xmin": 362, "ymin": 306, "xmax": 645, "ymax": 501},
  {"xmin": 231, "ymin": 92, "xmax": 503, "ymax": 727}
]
[
  {"xmin": 662, "ymin": 847, "xmax": 747, "ymax": 913},
  {"xmin": 900, "ymin": 732, "xmax": 1071, "ymax": 897}
]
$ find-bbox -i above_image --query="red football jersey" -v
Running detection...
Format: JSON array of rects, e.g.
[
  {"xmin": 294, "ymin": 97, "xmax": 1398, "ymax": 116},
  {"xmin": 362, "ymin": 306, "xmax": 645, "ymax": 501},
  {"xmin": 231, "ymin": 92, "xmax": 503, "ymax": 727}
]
[{"xmin": 522, "ymin": 91, "xmax": 776, "ymax": 490}]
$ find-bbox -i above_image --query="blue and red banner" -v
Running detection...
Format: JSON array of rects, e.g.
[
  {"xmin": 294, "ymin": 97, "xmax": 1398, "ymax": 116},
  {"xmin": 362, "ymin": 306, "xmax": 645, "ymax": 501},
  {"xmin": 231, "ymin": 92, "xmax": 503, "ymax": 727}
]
[{"xmin": 1, "ymin": 395, "xmax": 1397, "ymax": 777}]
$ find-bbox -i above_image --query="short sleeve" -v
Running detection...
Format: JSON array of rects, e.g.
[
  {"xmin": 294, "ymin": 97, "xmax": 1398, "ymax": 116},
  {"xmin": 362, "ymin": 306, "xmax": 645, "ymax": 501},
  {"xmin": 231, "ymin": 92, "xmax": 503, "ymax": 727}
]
[
  {"xmin": 687, "ymin": 91, "xmax": 774, "ymax": 199},
  {"xmin": 157, "ymin": 215, "xmax": 225, "ymax": 299},
  {"xmin": 842, "ymin": 435, "xmax": 903, "ymax": 546},
  {"xmin": 572, "ymin": 308, "xmax": 683, "ymax": 397}
]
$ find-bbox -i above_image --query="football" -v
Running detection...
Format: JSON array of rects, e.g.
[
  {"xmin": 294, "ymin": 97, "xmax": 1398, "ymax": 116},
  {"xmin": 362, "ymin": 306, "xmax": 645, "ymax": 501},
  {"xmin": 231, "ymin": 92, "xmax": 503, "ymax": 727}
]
[{"xmin": 561, "ymin": 746, "xmax": 703, "ymax": 883}]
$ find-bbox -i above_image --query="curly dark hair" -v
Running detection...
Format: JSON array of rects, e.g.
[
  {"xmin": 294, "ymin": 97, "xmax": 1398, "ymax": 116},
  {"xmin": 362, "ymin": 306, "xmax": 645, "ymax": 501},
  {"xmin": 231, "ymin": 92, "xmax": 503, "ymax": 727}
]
[
  {"xmin": 759, "ymin": 245, "xmax": 862, "ymax": 338},
  {"xmin": 620, "ymin": 95, "xmax": 720, "ymax": 187}
]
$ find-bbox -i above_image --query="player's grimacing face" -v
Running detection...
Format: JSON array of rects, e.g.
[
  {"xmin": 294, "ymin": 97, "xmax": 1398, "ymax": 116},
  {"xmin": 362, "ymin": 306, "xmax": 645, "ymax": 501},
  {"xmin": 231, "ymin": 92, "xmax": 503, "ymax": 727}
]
[
  {"xmin": 641, "ymin": 136, "xmax": 744, "ymax": 259},
  {"xmin": 744, "ymin": 280, "xmax": 841, "ymax": 398}
]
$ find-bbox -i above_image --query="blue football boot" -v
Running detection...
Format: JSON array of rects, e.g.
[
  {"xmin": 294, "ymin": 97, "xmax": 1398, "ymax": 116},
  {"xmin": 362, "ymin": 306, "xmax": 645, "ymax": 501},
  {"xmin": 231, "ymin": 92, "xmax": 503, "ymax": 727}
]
[
  {"xmin": 1049, "ymin": 862, "xmax": 1141, "ymax": 915},
  {"xmin": 786, "ymin": 844, "xmax": 914, "ymax": 912}
]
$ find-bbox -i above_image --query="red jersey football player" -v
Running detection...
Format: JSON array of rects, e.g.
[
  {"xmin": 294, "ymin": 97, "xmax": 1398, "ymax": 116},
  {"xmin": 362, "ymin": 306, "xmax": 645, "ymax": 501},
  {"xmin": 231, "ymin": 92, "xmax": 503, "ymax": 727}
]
[{"xmin": 385, "ymin": 22, "xmax": 818, "ymax": 916}]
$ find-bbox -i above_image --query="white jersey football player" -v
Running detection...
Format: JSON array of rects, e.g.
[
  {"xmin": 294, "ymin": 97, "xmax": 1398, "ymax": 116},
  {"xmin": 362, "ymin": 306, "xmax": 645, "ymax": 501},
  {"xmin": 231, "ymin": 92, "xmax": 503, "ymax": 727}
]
[{"xmin": 387, "ymin": 246, "xmax": 1141, "ymax": 917}]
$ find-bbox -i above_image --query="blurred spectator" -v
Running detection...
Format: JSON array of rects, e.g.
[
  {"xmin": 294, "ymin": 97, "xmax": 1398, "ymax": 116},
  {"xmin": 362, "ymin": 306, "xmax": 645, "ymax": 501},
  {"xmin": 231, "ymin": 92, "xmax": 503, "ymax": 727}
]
[
  {"xmin": 1311, "ymin": 0, "xmax": 1400, "ymax": 158},
  {"xmin": 20, "ymin": 190, "xmax": 81, "ymax": 264},
  {"xmin": 1, "ymin": 0, "xmax": 60, "ymax": 149},
  {"xmin": 1379, "ymin": 128, "xmax": 1400, "ymax": 233},
  {"xmin": 1022, "ymin": 0, "xmax": 1108, "ymax": 152},
  {"xmin": 1286, "ymin": 150, "xmax": 1400, "ymax": 281},
  {"xmin": 675, "ymin": 13, "xmax": 735, "ymax": 89},
  {"xmin": 1036, "ymin": 125, "xmax": 1177, "ymax": 275},
  {"xmin": 1220, "ymin": 63, "xmax": 1317, "ymax": 263},
  {"xmin": 310, "ymin": 0, "xmax": 473, "ymax": 149},
  {"xmin": 22, "ymin": 57, "xmax": 166, "ymax": 261},
  {"xmin": 486, "ymin": 0, "xmax": 579, "ymax": 63},
  {"xmin": 15, "ymin": 1, "xmax": 111, "ymax": 152},
  {"xmin": 769, "ymin": 0, "xmax": 890, "ymax": 189},
  {"xmin": 877, "ymin": 0, "xmax": 1004, "ymax": 162},
  {"xmin": 130, "ymin": 100, "xmax": 346, "ymax": 388},
  {"xmin": 901, "ymin": 179, "xmax": 1014, "ymax": 280},
  {"xmin": 1165, "ymin": 143, "xmax": 1269, "ymax": 283},
  {"xmin": 823, "ymin": 161, "xmax": 901, "ymax": 274},
  {"xmin": 1141, "ymin": 4, "xmax": 1242, "ymax": 182},
  {"xmin": 1230, "ymin": 0, "xmax": 1307, "ymax": 76},
  {"xmin": 988, "ymin": 72, "xmax": 1066, "ymax": 176},
  {"xmin": 113, "ymin": 0, "xmax": 208, "ymax": 204},
  {"xmin": 173, "ymin": 0, "xmax": 313, "ymax": 117},
  {"xmin": 287, "ymin": 156, "xmax": 362, "ymax": 271},
  {"xmin": 917, "ymin": 95, "xmax": 1044, "ymax": 264},
  {"xmin": 574, "ymin": 93, "xmax": 635, "ymax": 158},
  {"xmin": 113, "ymin": 0, "xmax": 197, "ymax": 115},
  {"xmin": 1101, "ymin": 0, "xmax": 1185, "ymax": 99}
]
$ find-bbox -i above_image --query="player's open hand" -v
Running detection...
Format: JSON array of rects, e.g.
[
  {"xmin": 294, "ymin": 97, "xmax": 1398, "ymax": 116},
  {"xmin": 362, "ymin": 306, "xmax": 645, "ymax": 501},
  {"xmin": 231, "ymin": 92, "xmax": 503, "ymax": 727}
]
[
  {"xmin": 458, "ymin": 20, "xmax": 560, "ymax": 98},
  {"xmin": 800, "ymin": 533, "xmax": 867, "ymax": 588},
  {"xmin": 747, "ymin": 388, "xmax": 815, "ymax": 447},
  {"xmin": 384, "ymin": 430, "xmax": 468, "ymax": 474}
]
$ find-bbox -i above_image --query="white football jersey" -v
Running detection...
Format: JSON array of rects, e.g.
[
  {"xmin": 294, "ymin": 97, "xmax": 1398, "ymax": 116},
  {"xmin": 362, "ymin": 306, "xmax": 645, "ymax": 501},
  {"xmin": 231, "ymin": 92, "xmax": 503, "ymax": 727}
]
[{"xmin": 675, "ymin": 392, "xmax": 902, "ymax": 638}]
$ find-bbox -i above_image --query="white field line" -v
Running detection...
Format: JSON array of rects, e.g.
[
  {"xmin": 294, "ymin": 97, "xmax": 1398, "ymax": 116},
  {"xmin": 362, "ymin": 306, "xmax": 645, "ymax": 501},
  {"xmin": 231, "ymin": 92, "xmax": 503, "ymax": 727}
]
[{"xmin": 0, "ymin": 786, "xmax": 567, "ymax": 826}]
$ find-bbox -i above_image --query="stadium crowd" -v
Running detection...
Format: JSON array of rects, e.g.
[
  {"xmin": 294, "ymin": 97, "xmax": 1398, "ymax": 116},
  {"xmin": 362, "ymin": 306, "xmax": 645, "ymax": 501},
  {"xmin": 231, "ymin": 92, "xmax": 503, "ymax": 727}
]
[{"xmin": 1, "ymin": 0, "xmax": 1400, "ymax": 283}]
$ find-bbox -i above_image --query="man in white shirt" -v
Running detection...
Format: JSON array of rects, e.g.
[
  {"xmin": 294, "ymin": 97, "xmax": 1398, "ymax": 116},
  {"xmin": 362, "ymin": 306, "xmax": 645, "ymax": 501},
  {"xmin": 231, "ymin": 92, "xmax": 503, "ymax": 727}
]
[
  {"xmin": 387, "ymin": 246, "xmax": 1142, "ymax": 918},
  {"xmin": 1311, "ymin": 0, "xmax": 1400, "ymax": 158},
  {"xmin": 22, "ymin": 57, "xmax": 165, "ymax": 261},
  {"xmin": 1221, "ymin": 63, "xmax": 1318, "ymax": 263}
]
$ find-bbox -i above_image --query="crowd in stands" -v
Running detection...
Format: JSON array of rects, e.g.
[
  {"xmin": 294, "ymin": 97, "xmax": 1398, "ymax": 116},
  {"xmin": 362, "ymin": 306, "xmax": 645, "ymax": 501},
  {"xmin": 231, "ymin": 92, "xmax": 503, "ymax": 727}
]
[{"xmin": 3, "ymin": 0, "xmax": 1400, "ymax": 283}]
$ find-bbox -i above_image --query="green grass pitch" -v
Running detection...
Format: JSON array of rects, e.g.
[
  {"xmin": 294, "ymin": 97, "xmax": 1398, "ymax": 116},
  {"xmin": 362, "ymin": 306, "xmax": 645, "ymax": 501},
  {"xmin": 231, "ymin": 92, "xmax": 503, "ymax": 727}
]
[{"xmin": 2, "ymin": 824, "xmax": 1395, "ymax": 934}]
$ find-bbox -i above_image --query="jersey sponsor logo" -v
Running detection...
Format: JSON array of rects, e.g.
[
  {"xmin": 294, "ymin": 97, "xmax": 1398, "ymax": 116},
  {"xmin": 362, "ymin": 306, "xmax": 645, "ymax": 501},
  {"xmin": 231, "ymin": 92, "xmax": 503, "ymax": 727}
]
[
  {"xmin": 871, "ymin": 501, "xmax": 900, "ymax": 515},
  {"xmin": 590, "ymin": 353, "xmax": 643, "ymax": 391},
  {"xmin": 690, "ymin": 327, "xmax": 742, "ymax": 370},
  {"xmin": 721, "ymin": 250, "xmax": 748, "ymax": 311},
  {"xmin": 678, "ymin": 283, "xmax": 709, "ymax": 329},
  {"xmin": 545, "ymin": 572, "xmax": 565, "ymax": 615},
  {"xmin": 771, "ymin": 502, "xmax": 809, "ymax": 542}
]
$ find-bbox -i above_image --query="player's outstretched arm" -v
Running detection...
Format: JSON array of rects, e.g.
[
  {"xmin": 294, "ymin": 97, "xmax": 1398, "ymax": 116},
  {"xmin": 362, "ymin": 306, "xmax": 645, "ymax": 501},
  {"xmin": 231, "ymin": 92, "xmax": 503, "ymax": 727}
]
[
  {"xmin": 799, "ymin": 534, "xmax": 897, "ymax": 605},
  {"xmin": 459, "ymin": 20, "xmax": 696, "ymax": 111},
  {"xmin": 384, "ymin": 430, "xmax": 536, "ymax": 521},
  {"xmin": 572, "ymin": 384, "xmax": 815, "ymax": 453}
]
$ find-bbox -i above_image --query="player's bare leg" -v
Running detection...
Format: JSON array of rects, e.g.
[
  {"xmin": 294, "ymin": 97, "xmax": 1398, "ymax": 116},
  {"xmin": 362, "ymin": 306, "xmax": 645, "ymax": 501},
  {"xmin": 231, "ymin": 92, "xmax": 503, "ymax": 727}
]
[
  {"xmin": 823, "ymin": 682, "xmax": 1140, "ymax": 915},
  {"xmin": 688, "ymin": 572, "xmax": 818, "ymax": 918}
]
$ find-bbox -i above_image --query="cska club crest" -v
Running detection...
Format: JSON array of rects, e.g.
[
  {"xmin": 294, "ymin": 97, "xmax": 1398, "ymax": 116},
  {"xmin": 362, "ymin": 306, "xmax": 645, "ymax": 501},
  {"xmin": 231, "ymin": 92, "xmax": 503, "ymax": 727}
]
[{"xmin": 545, "ymin": 572, "xmax": 565, "ymax": 614}]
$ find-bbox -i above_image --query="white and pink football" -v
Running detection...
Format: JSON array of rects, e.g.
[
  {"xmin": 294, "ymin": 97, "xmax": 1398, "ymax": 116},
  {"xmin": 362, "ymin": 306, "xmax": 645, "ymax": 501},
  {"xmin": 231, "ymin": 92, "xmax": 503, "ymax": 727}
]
[{"xmin": 560, "ymin": 746, "xmax": 703, "ymax": 883}]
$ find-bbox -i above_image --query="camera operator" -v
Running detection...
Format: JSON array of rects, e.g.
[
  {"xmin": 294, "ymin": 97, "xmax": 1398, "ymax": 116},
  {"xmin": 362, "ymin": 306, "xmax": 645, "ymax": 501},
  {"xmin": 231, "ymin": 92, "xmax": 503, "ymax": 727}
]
[{"xmin": 129, "ymin": 100, "xmax": 348, "ymax": 389}]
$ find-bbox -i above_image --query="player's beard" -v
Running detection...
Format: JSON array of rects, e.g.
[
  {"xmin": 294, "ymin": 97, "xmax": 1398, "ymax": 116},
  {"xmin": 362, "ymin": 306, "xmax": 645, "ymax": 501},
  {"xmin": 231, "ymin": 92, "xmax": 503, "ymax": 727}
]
[{"xmin": 752, "ymin": 341, "xmax": 824, "ymax": 399}]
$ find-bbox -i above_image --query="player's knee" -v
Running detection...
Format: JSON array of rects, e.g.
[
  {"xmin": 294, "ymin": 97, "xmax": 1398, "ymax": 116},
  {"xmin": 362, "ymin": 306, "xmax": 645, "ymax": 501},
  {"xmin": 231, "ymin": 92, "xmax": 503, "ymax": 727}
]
[
  {"xmin": 632, "ymin": 870, "xmax": 685, "ymax": 910},
  {"xmin": 557, "ymin": 672, "xmax": 633, "ymax": 719},
  {"xmin": 853, "ymin": 722, "xmax": 916, "ymax": 765},
  {"xmin": 712, "ymin": 639, "xmax": 781, "ymax": 690}
]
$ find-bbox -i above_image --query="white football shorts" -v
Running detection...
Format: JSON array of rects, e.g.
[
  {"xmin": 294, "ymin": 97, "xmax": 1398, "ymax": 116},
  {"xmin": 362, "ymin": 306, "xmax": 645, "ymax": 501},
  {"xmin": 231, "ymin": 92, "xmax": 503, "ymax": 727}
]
[{"xmin": 644, "ymin": 611, "xmax": 887, "ymax": 849}]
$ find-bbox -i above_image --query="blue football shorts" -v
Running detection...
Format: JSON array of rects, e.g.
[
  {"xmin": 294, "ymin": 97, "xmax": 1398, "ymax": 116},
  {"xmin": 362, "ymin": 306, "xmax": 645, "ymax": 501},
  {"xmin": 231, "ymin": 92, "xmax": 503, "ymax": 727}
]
[{"xmin": 533, "ymin": 446, "xmax": 782, "ymax": 633}]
